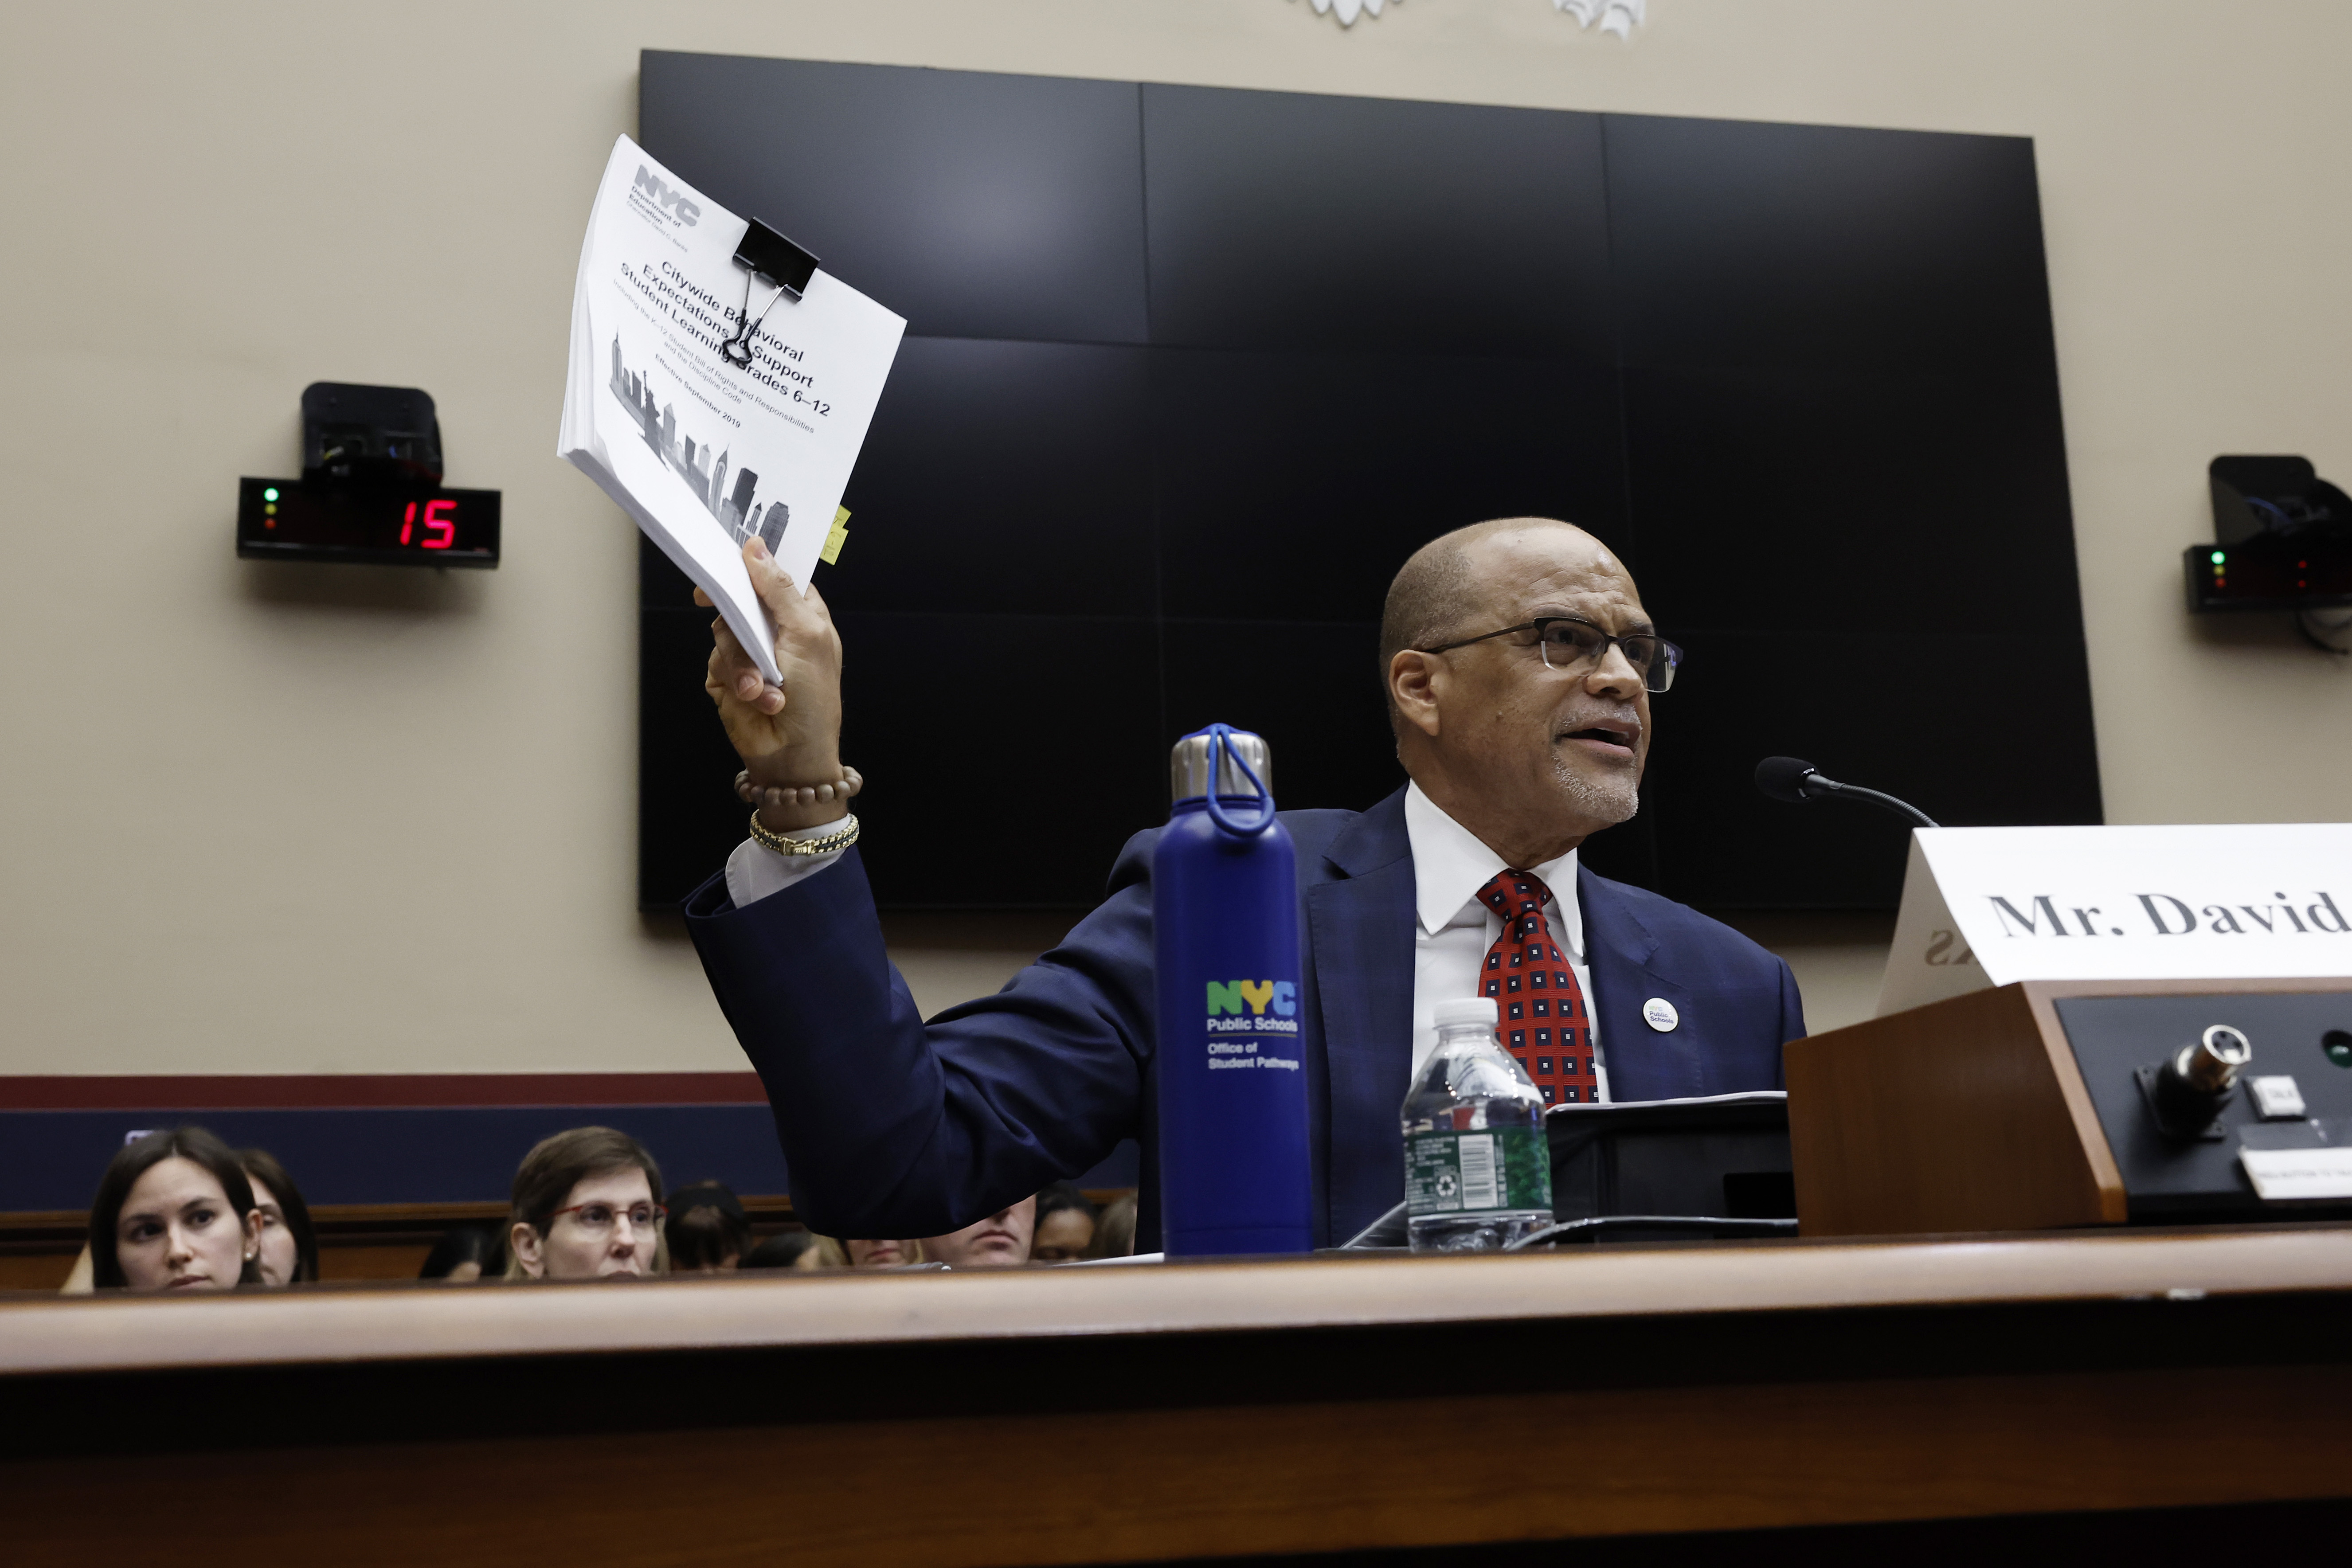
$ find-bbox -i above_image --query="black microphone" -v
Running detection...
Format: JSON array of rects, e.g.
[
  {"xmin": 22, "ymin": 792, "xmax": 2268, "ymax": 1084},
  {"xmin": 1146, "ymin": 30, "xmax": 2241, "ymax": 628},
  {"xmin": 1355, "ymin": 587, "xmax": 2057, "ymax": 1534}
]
[{"xmin": 1754, "ymin": 756, "xmax": 1940, "ymax": 829}]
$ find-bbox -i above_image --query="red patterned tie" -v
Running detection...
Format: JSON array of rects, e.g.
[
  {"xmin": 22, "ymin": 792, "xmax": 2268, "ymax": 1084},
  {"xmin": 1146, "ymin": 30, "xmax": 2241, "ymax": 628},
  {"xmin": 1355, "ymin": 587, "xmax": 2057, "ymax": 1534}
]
[{"xmin": 1475, "ymin": 870, "xmax": 1597, "ymax": 1106}]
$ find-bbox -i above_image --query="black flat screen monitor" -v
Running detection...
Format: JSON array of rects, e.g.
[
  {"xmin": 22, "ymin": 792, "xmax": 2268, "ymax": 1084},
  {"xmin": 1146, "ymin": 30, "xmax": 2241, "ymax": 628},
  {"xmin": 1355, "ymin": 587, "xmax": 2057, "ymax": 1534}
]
[{"xmin": 636, "ymin": 53, "xmax": 2099, "ymax": 912}]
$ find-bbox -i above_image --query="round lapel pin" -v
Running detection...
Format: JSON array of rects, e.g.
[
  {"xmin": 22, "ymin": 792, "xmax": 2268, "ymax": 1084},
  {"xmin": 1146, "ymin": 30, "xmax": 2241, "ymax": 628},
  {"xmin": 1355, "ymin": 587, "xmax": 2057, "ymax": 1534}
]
[{"xmin": 1642, "ymin": 997, "xmax": 1679, "ymax": 1032}]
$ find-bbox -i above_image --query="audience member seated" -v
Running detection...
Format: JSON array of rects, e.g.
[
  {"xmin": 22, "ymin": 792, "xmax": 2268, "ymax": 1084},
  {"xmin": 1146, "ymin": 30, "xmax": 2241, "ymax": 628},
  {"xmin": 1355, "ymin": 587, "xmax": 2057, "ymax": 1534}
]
[
  {"xmin": 666, "ymin": 1181, "xmax": 753, "ymax": 1272},
  {"xmin": 1029, "ymin": 1183, "xmax": 1097, "ymax": 1262},
  {"xmin": 1087, "ymin": 1193, "xmax": 1139, "ymax": 1261},
  {"xmin": 738, "ymin": 1230, "xmax": 822, "ymax": 1270},
  {"xmin": 419, "ymin": 1224, "xmax": 504, "ymax": 1282},
  {"xmin": 239, "ymin": 1147, "xmax": 319, "ymax": 1286},
  {"xmin": 504, "ymin": 1126, "xmax": 668, "ymax": 1282},
  {"xmin": 923, "ymin": 1197, "xmax": 1036, "ymax": 1268},
  {"xmin": 87, "ymin": 1126, "xmax": 262, "ymax": 1292},
  {"xmin": 809, "ymin": 1236, "xmax": 927, "ymax": 1268}
]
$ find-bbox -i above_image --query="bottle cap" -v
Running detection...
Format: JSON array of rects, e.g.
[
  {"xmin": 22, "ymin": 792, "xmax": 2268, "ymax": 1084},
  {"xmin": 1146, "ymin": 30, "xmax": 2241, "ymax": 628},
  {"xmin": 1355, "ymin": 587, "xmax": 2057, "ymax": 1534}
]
[
  {"xmin": 1431, "ymin": 997, "xmax": 1499, "ymax": 1028},
  {"xmin": 1170, "ymin": 727, "xmax": 1273, "ymax": 803}
]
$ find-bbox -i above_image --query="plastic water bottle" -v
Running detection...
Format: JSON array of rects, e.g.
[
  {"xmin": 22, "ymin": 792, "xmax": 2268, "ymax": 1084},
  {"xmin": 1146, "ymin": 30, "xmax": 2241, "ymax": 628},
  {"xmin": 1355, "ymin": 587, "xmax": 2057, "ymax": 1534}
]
[
  {"xmin": 1152, "ymin": 724, "xmax": 1314, "ymax": 1257},
  {"xmin": 1402, "ymin": 997, "xmax": 1554, "ymax": 1253}
]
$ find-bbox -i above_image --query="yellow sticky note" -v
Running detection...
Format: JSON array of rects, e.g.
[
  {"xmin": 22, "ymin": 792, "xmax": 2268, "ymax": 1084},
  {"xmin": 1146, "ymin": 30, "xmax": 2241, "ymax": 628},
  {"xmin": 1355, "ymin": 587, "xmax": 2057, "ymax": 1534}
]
[{"xmin": 820, "ymin": 505, "xmax": 850, "ymax": 566}]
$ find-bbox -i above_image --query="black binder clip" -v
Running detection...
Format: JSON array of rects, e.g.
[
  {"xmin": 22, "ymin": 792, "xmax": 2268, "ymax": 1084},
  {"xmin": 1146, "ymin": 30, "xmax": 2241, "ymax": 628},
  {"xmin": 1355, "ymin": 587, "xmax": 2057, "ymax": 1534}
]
[{"xmin": 721, "ymin": 218, "xmax": 819, "ymax": 367}]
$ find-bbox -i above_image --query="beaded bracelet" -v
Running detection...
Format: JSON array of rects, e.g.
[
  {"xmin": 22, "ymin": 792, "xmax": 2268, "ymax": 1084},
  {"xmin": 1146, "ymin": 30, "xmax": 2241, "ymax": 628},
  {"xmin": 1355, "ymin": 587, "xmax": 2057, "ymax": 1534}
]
[{"xmin": 734, "ymin": 764, "xmax": 863, "ymax": 811}]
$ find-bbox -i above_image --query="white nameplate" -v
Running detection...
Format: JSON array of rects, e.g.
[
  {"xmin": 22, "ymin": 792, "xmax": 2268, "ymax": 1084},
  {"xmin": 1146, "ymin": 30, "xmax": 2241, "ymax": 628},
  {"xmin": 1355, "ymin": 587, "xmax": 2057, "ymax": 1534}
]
[
  {"xmin": 2240, "ymin": 1146, "xmax": 2352, "ymax": 1201},
  {"xmin": 1878, "ymin": 823, "xmax": 2352, "ymax": 1016}
]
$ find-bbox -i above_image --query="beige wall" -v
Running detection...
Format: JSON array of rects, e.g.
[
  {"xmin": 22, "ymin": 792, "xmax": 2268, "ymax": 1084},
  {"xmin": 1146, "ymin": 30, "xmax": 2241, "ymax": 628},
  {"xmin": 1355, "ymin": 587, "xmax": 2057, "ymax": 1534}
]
[{"xmin": 3, "ymin": 1, "xmax": 2347, "ymax": 1074}]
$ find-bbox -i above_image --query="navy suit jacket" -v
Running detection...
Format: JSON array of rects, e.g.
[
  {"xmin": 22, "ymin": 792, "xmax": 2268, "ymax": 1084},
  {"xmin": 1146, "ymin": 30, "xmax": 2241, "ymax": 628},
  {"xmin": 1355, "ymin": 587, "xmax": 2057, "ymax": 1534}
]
[{"xmin": 685, "ymin": 787, "xmax": 1804, "ymax": 1251}]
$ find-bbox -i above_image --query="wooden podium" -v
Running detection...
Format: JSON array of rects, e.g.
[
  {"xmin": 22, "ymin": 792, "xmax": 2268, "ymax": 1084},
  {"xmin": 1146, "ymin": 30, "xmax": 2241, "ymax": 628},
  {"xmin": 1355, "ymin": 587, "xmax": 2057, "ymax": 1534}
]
[
  {"xmin": 1786, "ymin": 978, "xmax": 2352, "ymax": 1237},
  {"xmin": 7, "ymin": 1230, "xmax": 2352, "ymax": 1564}
]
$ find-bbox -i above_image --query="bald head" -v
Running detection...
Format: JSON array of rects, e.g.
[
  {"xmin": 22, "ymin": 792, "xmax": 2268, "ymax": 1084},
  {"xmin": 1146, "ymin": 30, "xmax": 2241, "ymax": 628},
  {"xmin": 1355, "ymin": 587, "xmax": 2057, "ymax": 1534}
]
[
  {"xmin": 1378, "ymin": 517, "xmax": 1653, "ymax": 868},
  {"xmin": 1378, "ymin": 518, "xmax": 1619, "ymax": 722}
]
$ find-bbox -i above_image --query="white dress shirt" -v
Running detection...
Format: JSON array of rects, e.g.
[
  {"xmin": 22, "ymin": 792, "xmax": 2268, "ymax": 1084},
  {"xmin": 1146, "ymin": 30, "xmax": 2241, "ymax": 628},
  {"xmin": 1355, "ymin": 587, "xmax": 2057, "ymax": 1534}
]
[
  {"xmin": 1401, "ymin": 783, "xmax": 1608, "ymax": 1100},
  {"xmin": 723, "ymin": 782, "xmax": 1607, "ymax": 1101},
  {"xmin": 725, "ymin": 814, "xmax": 852, "ymax": 908}
]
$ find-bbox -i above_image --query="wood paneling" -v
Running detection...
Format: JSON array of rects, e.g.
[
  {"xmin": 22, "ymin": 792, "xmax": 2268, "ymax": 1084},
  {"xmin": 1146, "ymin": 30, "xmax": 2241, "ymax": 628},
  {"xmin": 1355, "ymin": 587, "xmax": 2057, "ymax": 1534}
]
[
  {"xmin": 1787, "ymin": 982, "xmax": 2119, "ymax": 1235},
  {"xmin": 0, "ymin": 1072, "xmax": 769, "ymax": 1109},
  {"xmin": 7, "ymin": 1225, "xmax": 2349, "ymax": 1374},
  {"xmin": 0, "ymin": 1252, "xmax": 73, "ymax": 1292},
  {"xmin": 5, "ymin": 1228, "xmax": 2348, "ymax": 1563},
  {"xmin": 8, "ymin": 1362, "xmax": 2351, "ymax": 1565},
  {"xmin": 319, "ymin": 1244, "xmax": 434, "ymax": 1281}
]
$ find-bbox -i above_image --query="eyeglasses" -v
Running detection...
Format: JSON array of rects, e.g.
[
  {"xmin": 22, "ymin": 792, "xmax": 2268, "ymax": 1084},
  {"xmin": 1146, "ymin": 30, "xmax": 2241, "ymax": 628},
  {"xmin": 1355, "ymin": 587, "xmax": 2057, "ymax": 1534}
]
[
  {"xmin": 1416, "ymin": 616, "xmax": 1682, "ymax": 693},
  {"xmin": 550, "ymin": 1201, "xmax": 666, "ymax": 1235}
]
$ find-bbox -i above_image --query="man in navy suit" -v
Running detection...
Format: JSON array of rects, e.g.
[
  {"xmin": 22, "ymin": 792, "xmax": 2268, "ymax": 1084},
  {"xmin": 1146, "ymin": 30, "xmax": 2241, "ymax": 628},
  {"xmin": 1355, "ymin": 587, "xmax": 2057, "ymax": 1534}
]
[{"xmin": 684, "ymin": 518, "xmax": 1804, "ymax": 1251}]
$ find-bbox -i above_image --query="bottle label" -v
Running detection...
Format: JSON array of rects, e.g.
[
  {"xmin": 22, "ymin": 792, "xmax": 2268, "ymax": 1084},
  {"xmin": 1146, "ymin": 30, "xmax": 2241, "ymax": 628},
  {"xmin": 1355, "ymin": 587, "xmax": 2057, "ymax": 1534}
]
[{"xmin": 1404, "ymin": 1127, "xmax": 1552, "ymax": 1216}]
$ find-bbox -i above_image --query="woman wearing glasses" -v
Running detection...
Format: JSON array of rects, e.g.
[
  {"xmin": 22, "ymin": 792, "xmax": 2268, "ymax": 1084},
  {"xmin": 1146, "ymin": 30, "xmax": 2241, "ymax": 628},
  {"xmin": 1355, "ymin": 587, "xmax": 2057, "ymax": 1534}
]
[{"xmin": 505, "ymin": 1126, "xmax": 669, "ymax": 1280}]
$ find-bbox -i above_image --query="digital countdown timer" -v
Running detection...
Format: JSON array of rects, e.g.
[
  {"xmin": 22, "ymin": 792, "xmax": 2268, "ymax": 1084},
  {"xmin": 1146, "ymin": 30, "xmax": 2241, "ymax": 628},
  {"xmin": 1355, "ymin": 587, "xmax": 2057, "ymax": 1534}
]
[
  {"xmin": 2184, "ymin": 540, "xmax": 2352, "ymax": 613},
  {"xmin": 235, "ymin": 477, "xmax": 501, "ymax": 568}
]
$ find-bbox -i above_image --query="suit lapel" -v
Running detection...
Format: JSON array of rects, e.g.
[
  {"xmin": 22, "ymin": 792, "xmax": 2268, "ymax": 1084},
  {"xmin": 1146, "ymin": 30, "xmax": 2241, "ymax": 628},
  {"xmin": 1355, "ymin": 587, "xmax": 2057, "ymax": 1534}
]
[
  {"xmin": 1307, "ymin": 789, "xmax": 1417, "ymax": 1239},
  {"xmin": 1578, "ymin": 865, "xmax": 1709, "ymax": 1101}
]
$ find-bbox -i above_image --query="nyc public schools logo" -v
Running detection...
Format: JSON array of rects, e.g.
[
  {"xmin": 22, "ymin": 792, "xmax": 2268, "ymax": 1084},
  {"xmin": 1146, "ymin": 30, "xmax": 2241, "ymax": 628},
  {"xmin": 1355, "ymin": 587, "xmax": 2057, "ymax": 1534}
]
[
  {"xmin": 1206, "ymin": 979, "xmax": 1297, "ymax": 1017},
  {"xmin": 1204, "ymin": 979, "xmax": 1301, "ymax": 1036},
  {"xmin": 631, "ymin": 167, "xmax": 701, "ymax": 227}
]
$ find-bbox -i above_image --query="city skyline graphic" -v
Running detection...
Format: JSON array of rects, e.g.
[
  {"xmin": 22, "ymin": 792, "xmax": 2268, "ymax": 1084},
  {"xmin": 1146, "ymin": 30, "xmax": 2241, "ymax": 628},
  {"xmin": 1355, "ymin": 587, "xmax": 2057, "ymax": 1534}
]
[{"xmin": 610, "ymin": 336, "xmax": 787, "ymax": 554}]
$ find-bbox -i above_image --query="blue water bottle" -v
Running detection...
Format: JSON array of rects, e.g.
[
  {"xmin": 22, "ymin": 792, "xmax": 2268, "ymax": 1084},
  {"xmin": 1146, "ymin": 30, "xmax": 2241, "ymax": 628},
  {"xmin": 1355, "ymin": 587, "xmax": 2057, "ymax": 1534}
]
[{"xmin": 1152, "ymin": 723, "xmax": 1314, "ymax": 1256}]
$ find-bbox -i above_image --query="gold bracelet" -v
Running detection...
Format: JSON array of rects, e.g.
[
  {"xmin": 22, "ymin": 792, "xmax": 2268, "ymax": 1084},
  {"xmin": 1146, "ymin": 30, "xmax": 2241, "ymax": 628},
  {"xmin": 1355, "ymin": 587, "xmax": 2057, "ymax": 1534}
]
[{"xmin": 747, "ymin": 810, "xmax": 860, "ymax": 858}]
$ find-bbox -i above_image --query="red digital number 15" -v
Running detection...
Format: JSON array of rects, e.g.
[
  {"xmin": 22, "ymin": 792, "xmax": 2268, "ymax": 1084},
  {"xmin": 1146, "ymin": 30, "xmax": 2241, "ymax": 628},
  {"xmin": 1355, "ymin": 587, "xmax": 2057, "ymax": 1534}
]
[{"xmin": 400, "ymin": 499, "xmax": 457, "ymax": 550}]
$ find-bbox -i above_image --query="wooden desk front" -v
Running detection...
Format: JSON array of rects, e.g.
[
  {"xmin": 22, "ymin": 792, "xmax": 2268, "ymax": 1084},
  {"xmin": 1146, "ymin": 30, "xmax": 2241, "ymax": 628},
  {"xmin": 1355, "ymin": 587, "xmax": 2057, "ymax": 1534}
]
[{"xmin": 5, "ymin": 1226, "xmax": 2351, "ymax": 1565}]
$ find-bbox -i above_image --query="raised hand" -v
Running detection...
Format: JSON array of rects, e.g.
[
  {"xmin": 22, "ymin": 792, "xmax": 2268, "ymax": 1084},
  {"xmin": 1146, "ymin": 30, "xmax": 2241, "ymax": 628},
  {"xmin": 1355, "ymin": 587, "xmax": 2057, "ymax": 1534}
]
[{"xmin": 700, "ymin": 538, "xmax": 847, "ymax": 830}]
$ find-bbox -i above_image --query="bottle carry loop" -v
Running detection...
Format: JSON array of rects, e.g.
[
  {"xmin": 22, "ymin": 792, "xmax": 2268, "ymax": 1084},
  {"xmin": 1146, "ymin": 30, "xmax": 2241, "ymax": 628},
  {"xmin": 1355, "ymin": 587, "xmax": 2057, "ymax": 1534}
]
[{"xmin": 1201, "ymin": 722, "xmax": 1276, "ymax": 838}]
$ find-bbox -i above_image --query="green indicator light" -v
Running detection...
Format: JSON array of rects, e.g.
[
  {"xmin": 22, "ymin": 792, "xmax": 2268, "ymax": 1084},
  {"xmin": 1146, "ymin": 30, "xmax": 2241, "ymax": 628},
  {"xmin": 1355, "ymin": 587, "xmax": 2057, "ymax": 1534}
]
[
  {"xmin": 2210, "ymin": 551, "xmax": 2226, "ymax": 564},
  {"xmin": 263, "ymin": 487, "xmax": 279, "ymax": 502}
]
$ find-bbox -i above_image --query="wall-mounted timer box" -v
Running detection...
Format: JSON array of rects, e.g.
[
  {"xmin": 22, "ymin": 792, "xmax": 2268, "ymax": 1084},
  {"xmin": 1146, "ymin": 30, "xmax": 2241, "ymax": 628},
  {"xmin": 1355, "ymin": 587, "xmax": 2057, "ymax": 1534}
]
[{"xmin": 237, "ymin": 477, "xmax": 500, "ymax": 569}]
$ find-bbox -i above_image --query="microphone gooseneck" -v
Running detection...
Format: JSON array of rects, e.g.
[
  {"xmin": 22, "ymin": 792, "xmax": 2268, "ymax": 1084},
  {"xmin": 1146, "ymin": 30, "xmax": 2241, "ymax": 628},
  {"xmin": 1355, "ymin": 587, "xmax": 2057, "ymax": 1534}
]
[{"xmin": 1753, "ymin": 755, "xmax": 1941, "ymax": 830}]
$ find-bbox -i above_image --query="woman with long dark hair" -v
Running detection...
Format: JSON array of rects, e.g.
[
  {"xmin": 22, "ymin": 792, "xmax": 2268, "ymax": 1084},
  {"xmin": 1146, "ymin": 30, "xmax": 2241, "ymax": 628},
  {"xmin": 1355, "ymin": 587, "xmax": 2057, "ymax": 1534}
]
[
  {"xmin": 239, "ymin": 1146, "xmax": 320, "ymax": 1286},
  {"xmin": 88, "ymin": 1127, "xmax": 262, "ymax": 1292}
]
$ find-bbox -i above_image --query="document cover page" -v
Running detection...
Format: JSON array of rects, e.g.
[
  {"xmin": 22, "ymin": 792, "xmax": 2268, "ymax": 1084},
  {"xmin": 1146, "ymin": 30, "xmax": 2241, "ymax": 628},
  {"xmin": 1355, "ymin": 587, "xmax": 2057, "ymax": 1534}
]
[{"xmin": 560, "ymin": 135, "xmax": 906, "ymax": 683}]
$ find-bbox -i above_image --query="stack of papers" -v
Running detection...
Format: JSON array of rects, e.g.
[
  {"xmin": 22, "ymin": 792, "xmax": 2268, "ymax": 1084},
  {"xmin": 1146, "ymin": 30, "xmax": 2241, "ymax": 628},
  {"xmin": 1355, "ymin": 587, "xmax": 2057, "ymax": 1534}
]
[{"xmin": 558, "ymin": 135, "xmax": 906, "ymax": 683}]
